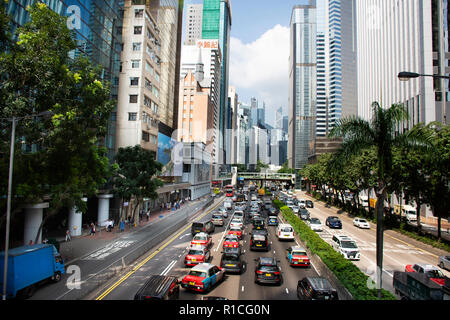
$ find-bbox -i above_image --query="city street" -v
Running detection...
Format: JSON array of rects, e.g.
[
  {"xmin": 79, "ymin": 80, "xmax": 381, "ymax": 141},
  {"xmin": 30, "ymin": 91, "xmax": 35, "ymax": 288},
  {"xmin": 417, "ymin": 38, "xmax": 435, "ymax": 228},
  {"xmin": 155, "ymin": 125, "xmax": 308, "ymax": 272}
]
[{"xmin": 295, "ymin": 190, "xmax": 450, "ymax": 295}]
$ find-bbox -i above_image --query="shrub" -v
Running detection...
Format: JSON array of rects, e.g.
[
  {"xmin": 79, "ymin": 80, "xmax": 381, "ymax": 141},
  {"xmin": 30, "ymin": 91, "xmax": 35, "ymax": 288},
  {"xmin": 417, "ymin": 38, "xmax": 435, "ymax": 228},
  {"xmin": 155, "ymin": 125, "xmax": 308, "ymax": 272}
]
[{"xmin": 273, "ymin": 199, "xmax": 397, "ymax": 300}]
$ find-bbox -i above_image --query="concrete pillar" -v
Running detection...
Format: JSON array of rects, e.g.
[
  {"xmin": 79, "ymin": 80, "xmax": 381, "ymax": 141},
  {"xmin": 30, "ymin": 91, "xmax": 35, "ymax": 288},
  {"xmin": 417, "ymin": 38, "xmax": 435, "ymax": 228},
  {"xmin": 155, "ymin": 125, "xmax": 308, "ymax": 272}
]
[
  {"xmin": 23, "ymin": 202, "xmax": 49, "ymax": 245},
  {"xmin": 97, "ymin": 194, "xmax": 113, "ymax": 227},
  {"xmin": 68, "ymin": 197, "xmax": 87, "ymax": 237}
]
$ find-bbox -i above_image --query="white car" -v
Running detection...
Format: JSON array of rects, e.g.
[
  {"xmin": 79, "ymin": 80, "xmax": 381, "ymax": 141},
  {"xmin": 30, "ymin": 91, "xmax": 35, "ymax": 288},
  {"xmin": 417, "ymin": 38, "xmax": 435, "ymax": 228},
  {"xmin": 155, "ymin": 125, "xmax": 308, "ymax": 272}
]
[
  {"xmin": 230, "ymin": 218, "xmax": 243, "ymax": 230},
  {"xmin": 308, "ymin": 218, "xmax": 323, "ymax": 232},
  {"xmin": 332, "ymin": 235, "xmax": 360, "ymax": 260},
  {"xmin": 299, "ymin": 199, "xmax": 306, "ymax": 208},
  {"xmin": 277, "ymin": 224, "xmax": 295, "ymax": 241},
  {"xmin": 353, "ymin": 218, "xmax": 370, "ymax": 229},
  {"xmin": 291, "ymin": 206, "xmax": 300, "ymax": 214}
]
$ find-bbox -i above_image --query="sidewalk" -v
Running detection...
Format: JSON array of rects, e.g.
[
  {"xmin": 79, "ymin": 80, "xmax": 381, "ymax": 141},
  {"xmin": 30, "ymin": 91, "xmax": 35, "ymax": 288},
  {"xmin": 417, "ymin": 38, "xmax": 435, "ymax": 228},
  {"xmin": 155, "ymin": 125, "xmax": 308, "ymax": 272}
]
[{"xmin": 56, "ymin": 198, "xmax": 207, "ymax": 264}]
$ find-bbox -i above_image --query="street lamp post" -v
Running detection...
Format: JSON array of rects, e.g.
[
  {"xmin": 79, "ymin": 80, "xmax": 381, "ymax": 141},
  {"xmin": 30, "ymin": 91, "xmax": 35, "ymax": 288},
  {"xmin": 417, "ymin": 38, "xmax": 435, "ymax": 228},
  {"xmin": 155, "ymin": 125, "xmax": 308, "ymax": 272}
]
[
  {"xmin": 2, "ymin": 111, "xmax": 52, "ymax": 300},
  {"xmin": 398, "ymin": 71, "xmax": 449, "ymax": 124}
]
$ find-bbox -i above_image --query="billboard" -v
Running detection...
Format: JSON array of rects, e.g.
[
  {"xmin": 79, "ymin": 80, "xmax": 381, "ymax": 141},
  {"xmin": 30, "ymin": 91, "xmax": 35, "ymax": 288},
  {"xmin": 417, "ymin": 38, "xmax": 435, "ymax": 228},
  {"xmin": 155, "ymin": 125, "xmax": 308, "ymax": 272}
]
[{"xmin": 157, "ymin": 132, "xmax": 182, "ymax": 177}]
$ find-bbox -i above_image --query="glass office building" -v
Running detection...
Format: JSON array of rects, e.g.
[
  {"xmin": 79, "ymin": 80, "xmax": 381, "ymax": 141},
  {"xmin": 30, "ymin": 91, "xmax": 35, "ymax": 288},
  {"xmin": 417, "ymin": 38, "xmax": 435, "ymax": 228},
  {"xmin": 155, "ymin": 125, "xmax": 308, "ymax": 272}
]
[
  {"xmin": 202, "ymin": 0, "xmax": 231, "ymax": 163},
  {"xmin": 289, "ymin": 3, "xmax": 317, "ymax": 170},
  {"xmin": 6, "ymin": 0, "xmax": 124, "ymax": 160}
]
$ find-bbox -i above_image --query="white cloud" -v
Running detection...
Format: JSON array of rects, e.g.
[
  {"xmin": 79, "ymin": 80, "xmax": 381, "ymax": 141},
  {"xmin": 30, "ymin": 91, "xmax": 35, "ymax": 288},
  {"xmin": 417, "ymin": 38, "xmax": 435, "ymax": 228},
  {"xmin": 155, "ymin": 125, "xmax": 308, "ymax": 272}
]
[{"xmin": 229, "ymin": 24, "xmax": 290, "ymax": 116}]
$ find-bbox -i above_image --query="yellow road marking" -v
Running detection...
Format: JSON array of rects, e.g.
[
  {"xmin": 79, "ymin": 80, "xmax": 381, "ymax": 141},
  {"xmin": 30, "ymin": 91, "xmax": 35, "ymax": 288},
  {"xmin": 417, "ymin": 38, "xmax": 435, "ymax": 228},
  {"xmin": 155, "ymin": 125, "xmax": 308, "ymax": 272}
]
[{"xmin": 95, "ymin": 198, "xmax": 224, "ymax": 300}]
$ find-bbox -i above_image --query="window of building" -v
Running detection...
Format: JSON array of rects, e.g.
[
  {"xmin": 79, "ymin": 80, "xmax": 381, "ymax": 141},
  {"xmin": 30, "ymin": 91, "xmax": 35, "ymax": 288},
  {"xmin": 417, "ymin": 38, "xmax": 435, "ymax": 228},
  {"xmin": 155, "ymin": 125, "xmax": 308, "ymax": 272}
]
[
  {"xmin": 135, "ymin": 9, "xmax": 144, "ymax": 18},
  {"xmin": 134, "ymin": 26, "xmax": 143, "ymax": 34},
  {"xmin": 129, "ymin": 95, "xmax": 138, "ymax": 103},
  {"xmin": 142, "ymin": 131, "xmax": 149, "ymax": 141},
  {"xmin": 128, "ymin": 112, "xmax": 137, "ymax": 121},
  {"xmin": 145, "ymin": 78, "xmax": 152, "ymax": 91},
  {"xmin": 131, "ymin": 60, "xmax": 140, "ymax": 68},
  {"xmin": 130, "ymin": 77, "xmax": 139, "ymax": 86},
  {"xmin": 132, "ymin": 42, "xmax": 141, "ymax": 51},
  {"xmin": 144, "ymin": 95, "xmax": 152, "ymax": 107}
]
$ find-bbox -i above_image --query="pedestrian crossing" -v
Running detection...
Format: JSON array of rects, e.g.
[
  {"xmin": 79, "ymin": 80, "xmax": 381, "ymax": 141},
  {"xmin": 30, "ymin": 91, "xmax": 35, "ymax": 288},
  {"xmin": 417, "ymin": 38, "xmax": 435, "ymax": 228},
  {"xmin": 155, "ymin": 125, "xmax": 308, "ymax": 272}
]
[
  {"xmin": 82, "ymin": 240, "xmax": 136, "ymax": 260},
  {"xmin": 316, "ymin": 229, "xmax": 426, "ymax": 255}
]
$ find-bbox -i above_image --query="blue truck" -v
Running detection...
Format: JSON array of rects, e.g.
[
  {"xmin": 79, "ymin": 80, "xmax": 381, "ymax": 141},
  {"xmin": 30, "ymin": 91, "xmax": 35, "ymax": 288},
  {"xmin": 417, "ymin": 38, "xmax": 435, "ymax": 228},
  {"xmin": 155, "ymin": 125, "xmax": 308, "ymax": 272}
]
[{"xmin": 0, "ymin": 244, "xmax": 65, "ymax": 299}]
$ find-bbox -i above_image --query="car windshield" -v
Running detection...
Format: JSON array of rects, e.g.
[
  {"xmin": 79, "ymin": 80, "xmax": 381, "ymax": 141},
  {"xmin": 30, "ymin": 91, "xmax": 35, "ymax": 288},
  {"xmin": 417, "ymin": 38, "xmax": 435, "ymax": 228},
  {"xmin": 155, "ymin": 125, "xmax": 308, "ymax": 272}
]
[
  {"xmin": 359, "ymin": 219, "xmax": 367, "ymax": 223},
  {"xmin": 230, "ymin": 228, "xmax": 240, "ymax": 232},
  {"xmin": 188, "ymin": 249, "xmax": 203, "ymax": 255},
  {"xmin": 189, "ymin": 271, "xmax": 207, "ymax": 277},
  {"xmin": 225, "ymin": 236, "xmax": 237, "ymax": 241},
  {"xmin": 292, "ymin": 250, "xmax": 307, "ymax": 256},
  {"xmin": 341, "ymin": 241, "xmax": 358, "ymax": 249},
  {"xmin": 330, "ymin": 217, "xmax": 339, "ymax": 221},
  {"xmin": 232, "ymin": 219, "xmax": 241, "ymax": 224},
  {"xmin": 212, "ymin": 215, "xmax": 222, "ymax": 219},
  {"xmin": 426, "ymin": 270, "xmax": 444, "ymax": 278},
  {"xmin": 194, "ymin": 235, "xmax": 207, "ymax": 241},
  {"xmin": 281, "ymin": 227, "xmax": 293, "ymax": 232},
  {"xmin": 311, "ymin": 219, "xmax": 320, "ymax": 224}
]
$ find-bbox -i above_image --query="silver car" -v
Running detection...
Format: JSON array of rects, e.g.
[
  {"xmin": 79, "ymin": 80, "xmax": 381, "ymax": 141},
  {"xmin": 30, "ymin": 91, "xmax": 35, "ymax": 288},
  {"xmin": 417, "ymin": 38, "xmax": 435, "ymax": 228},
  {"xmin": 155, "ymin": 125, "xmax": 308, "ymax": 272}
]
[
  {"xmin": 211, "ymin": 213, "xmax": 224, "ymax": 226},
  {"xmin": 439, "ymin": 255, "xmax": 450, "ymax": 270}
]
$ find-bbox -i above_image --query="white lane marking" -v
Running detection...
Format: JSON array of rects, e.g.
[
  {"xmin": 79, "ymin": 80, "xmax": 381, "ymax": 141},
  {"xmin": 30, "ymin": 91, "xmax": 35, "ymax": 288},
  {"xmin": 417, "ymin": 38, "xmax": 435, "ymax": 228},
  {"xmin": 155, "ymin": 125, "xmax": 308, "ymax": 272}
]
[
  {"xmin": 286, "ymin": 288, "xmax": 289, "ymax": 294},
  {"xmin": 160, "ymin": 260, "xmax": 177, "ymax": 276},
  {"xmin": 179, "ymin": 233, "xmax": 191, "ymax": 240},
  {"xmin": 241, "ymin": 285, "xmax": 245, "ymax": 292}
]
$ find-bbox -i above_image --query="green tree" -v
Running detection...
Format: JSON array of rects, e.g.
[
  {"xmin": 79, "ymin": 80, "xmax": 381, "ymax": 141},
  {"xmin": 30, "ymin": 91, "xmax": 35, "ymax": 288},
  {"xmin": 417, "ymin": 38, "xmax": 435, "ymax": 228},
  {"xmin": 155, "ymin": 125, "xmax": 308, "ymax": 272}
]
[
  {"xmin": 278, "ymin": 160, "xmax": 296, "ymax": 174},
  {"xmin": 112, "ymin": 145, "xmax": 163, "ymax": 223},
  {"xmin": 0, "ymin": 3, "xmax": 115, "ymax": 242},
  {"xmin": 419, "ymin": 122, "xmax": 450, "ymax": 240},
  {"xmin": 329, "ymin": 102, "xmax": 431, "ymax": 298}
]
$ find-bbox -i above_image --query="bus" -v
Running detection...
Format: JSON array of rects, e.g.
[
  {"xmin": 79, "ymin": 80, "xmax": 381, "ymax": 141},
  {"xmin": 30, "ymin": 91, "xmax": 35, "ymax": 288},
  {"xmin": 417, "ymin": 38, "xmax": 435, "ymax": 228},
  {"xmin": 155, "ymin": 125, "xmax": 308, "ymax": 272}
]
[{"xmin": 225, "ymin": 185, "xmax": 234, "ymax": 197}]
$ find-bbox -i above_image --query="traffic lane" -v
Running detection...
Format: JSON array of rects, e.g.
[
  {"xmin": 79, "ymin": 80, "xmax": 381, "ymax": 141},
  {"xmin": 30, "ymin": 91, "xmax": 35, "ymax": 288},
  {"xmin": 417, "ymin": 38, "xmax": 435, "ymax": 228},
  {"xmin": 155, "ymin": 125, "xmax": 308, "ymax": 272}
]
[
  {"xmin": 93, "ymin": 198, "xmax": 224, "ymax": 300},
  {"xmin": 296, "ymin": 192, "xmax": 450, "ymax": 292},
  {"xmin": 238, "ymin": 214, "xmax": 320, "ymax": 300},
  {"xmin": 177, "ymin": 211, "xmax": 242, "ymax": 300}
]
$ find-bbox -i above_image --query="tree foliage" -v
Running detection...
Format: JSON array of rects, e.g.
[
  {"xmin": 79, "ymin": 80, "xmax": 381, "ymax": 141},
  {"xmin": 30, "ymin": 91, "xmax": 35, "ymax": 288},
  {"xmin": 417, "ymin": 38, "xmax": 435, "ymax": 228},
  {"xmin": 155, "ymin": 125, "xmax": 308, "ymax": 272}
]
[
  {"xmin": 0, "ymin": 4, "xmax": 115, "ymax": 241},
  {"xmin": 112, "ymin": 145, "xmax": 163, "ymax": 221}
]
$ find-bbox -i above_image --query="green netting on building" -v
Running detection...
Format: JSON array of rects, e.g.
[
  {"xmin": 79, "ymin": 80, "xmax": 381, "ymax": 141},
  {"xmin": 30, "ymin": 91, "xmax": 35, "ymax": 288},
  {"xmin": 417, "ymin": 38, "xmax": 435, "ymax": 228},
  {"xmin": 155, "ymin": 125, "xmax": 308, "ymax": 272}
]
[{"xmin": 202, "ymin": 0, "xmax": 220, "ymax": 39}]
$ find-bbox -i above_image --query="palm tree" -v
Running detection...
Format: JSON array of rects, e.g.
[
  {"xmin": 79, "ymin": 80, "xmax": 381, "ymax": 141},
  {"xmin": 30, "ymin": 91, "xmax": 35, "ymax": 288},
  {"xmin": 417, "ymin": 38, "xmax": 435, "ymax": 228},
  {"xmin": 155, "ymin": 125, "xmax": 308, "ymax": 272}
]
[{"xmin": 329, "ymin": 102, "xmax": 431, "ymax": 299}]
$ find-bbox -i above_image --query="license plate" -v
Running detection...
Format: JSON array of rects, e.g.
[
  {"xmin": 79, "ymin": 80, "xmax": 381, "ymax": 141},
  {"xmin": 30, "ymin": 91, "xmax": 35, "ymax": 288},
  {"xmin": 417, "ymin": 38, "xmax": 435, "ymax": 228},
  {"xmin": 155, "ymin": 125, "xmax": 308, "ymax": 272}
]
[
  {"xmin": 226, "ymin": 264, "xmax": 235, "ymax": 267},
  {"xmin": 189, "ymin": 281, "xmax": 195, "ymax": 286},
  {"xmin": 298, "ymin": 259, "xmax": 303, "ymax": 263},
  {"xmin": 265, "ymin": 274, "xmax": 271, "ymax": 277},
  {"xmin": 192, "ymin": 259, "xmax": 196, "ymax": 262},
  {"xmin": 256, "ymin": 244, "xmax": 262, "ymax": 247}
]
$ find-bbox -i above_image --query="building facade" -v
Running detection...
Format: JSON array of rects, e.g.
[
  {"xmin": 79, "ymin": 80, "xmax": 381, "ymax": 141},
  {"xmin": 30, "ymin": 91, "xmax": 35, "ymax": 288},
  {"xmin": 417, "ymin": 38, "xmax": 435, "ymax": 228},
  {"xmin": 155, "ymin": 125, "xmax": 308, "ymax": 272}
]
[
  {"xmin": 116, "ymin": 2, "xmax": 161, "ymax": 154},
  {"xmin": 356, "ymin": 0, "xmax": 449, "ymax": 126},
  {"xmin": 202, "ymin": 0, "xmax": 232, "ymax": 167},
  {"xmin": 184, "ymin": 3, "xmax": 203, "ymax": 45},
  {"xmin": 289, "ymin": 2, "xmax": 317, "ymax": 170}
]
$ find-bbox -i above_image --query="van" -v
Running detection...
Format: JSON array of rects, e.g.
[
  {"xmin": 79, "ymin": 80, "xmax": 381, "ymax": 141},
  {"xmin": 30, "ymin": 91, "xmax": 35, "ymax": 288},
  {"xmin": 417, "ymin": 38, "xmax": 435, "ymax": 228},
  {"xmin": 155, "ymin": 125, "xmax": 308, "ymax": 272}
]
[
  {"xmin": 394, "ymin": 204, "xmax": 417, "ymax": 222},
  {"xmin": 297, "ymin": 277, "xmax": 338, "ymax": 300},
  {"xmin": 134, "ymin": 275, "xmax": 180, "ymax": 300},
  {"xmin": 358, "ymin": 195, "xmax": 369, "ymax": 208},
  {"xmin": 331, "ymin": 235, "xmax": 360, "ymax": 260},
  {"xmin": 191, "ymin": 221, "xmax": 215, "ymax": 235},
  {"xmin": 277, "ymin": 224, "xmax": 294, "ymax": 241}
]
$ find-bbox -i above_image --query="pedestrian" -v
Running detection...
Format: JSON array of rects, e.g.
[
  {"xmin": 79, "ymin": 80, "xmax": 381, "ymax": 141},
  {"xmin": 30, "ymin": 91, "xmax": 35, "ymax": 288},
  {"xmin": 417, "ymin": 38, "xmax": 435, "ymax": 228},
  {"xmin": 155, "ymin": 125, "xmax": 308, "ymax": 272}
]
[
  {"xmin": 65, "ymin": 229, "xmax": 71, "ymax": 242},
  {"xmin": 160, "ymin": 204, "xmax": 163, "ymax": 212},
  {"xmin": 90, "ymin": 222, "xmax": 96, "ymax": 235},
  {"xmin": 120, "ymin": 220, "xmax": 125, "ymax": 232},
  {"xmin": 146, "ymin": 210, "xmax": 150, "ymax": 221}
]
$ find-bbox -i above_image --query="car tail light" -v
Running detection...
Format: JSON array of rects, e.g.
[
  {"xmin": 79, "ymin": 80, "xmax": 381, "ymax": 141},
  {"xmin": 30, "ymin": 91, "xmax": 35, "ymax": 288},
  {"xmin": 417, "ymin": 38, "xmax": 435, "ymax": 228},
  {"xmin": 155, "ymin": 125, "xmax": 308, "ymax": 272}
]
[
  {"xmin": 256, "ymin": 270, "xmax": 264, "ymax": 274},
  {"xmin": 274, "ymin": 271, "xmax": 280, "ymax": 275}
]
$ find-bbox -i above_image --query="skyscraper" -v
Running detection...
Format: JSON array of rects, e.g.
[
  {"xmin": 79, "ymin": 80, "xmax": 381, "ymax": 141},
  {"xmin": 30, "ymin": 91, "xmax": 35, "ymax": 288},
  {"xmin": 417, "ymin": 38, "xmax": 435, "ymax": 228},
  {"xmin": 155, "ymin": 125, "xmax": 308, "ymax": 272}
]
[
  {"xmin": 315, "ymin": 0, "xmax": 357, "ymax": 137},
  {"xmin": 184, "ymin": 3, "xmax": 203, "ymax": 45},
  {"xmin": 356, "ymin": 0, "xmax": 449, "ymax": 126},
  {"xmin": 202, "ymin": 0, "xmax": 232, "ymax": 166},
  {"xmin": 289, "ymin": 2, "xmax": 317, "ymax": 170}
]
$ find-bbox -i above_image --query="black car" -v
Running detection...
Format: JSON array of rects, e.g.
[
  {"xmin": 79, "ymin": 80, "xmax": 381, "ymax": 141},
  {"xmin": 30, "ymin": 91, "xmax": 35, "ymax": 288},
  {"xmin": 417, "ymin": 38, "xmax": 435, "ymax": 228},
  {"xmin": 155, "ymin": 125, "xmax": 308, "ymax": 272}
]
[
  {"xmin": 297, "ymin": 277, "xmax": 338, "ymax": 300},
  {"xmin": 134, "ymin": 275, "xmax": 180, "ymax": 300},
  {"xmin": 326, "ymin": 216, "xmax": 342, "ymax": 229},
  {"xmin": 250, "ymin": 233, "xmax": 269, "ymax": 251},
  {"xmin": 299, "ymin": 208, "xmax": 310, "ymax": 220},
  {"xmin": 306, "ymin": 200, "xmax": 314, "ymax": 208},
  {"xmin": 252, "ymin": 217, "xmax": 266, "ymax": 230},
  {"xmin": 220, "ymin": 247, "xmax": 244, "ymax": 274},
  {"xmin": 254, "ymin": 257, "xmax": 282, "ymax": 285},
  {"xmin": 191, "ymin": 221, "xmax": 215, "ymax": 235},
  {"xmin": 251, "ymin": 229, "xmax": 268, "ymax": 237}
]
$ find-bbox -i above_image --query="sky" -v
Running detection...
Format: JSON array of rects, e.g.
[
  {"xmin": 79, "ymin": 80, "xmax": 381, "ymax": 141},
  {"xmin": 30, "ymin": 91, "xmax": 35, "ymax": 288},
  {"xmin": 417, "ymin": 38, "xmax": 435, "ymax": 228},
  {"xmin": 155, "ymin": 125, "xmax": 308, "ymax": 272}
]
[{"xmin": 183, "ymin": 0, "xmax": 309, "ymax": 127}]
